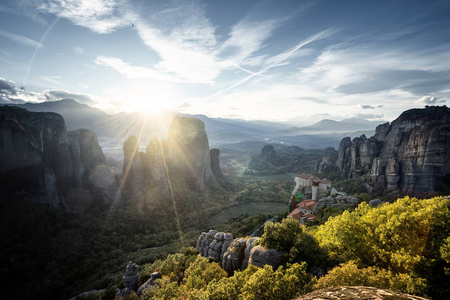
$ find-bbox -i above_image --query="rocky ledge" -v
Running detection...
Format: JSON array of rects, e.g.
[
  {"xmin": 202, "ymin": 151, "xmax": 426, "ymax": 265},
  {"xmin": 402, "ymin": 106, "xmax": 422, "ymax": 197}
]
[{"xmin": 296, "ymin": 286, "xmax": 428, "ymax": 300}]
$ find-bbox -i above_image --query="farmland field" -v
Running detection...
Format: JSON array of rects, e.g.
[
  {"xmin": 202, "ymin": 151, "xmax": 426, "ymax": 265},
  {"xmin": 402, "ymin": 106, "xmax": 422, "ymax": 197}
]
[{"xmin": 207, "ymin": 202, "xmax": 287, "ymax": 227}]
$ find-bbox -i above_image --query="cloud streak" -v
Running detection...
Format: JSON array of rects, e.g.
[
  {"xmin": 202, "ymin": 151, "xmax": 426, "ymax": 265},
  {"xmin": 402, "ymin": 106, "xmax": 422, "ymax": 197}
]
[{"xmin": 0, "ymin": 30, "xmax": 42, "ymax": 48}]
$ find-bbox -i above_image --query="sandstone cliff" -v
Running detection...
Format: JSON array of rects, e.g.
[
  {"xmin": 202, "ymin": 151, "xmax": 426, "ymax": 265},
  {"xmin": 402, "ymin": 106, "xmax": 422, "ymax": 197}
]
[
  {"xmin": 167, "ymin": 116, "xmax": 218, "ymax": 191},
  {"xmin": 0, "ymin": 106, "xmax": 119, "ymax": 208},
  {"xmin": 122, "ymin": 116, "xmax": 223, "ymax": 197},
  {"xmin": 336, "ymin": 106, "xmax": 450, "ymax": 194}
]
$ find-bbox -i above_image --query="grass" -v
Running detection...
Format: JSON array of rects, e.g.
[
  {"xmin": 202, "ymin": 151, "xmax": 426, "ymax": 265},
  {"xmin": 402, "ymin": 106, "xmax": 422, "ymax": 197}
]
[{"xmin": 207, "ymin": 202, "xmax": 287, "ymax": 227}]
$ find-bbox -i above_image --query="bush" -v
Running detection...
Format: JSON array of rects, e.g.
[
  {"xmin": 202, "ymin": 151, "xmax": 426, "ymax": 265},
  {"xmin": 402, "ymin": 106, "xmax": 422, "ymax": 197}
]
[{"xmin": 314, "ymin": 261, "xmax": 427, "ymax": 296}]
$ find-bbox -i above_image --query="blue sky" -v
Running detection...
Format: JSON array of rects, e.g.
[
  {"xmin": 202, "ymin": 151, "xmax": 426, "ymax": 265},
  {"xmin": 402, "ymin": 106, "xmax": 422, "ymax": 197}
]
[{"xmin": 1, "ymin": 0, "xmax": 450, "ymax": 124}]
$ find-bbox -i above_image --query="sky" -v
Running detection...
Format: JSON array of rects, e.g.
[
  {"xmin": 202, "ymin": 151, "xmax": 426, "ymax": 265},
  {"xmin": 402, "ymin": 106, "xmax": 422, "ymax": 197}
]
[{"xmin": 1, "ymin": 0, "xmax": 450, "ymax": 125}]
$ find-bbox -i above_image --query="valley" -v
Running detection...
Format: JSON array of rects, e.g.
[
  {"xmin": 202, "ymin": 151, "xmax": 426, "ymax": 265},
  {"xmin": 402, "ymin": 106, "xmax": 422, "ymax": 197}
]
[{"xmin": 1, "ymin": 103, "xmax": 450, "ymax": 300}]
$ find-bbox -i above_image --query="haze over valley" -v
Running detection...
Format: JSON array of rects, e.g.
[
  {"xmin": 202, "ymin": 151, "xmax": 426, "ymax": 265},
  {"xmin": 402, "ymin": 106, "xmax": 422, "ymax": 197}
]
[{"xmin": 1, "ymin": 1, "xmax": 450, "ymax": 300}]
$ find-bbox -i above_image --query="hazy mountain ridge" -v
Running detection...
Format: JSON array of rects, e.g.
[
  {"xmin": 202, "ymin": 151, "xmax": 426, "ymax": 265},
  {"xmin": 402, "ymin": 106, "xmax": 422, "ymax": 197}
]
[{"xmin": 2, "ymin": 99, "xmax": 380, "ymax": 150}]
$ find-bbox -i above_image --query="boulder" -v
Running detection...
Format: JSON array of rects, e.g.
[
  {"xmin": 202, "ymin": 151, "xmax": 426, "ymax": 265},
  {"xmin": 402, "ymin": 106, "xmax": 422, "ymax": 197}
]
[
  {"xmin": 222, "ymin": 237, "xmax": 246, "ymax": 275},
  {"xmin": 369, "ymin": 199, "xmax": 382, "ymax": 207},
  {"xmin": 248, "ymin": 245, "xmax": 286, "ymax": 270},
  {"xmin": 241, "ymin": 237, "xmax": 260, "ymax": 269}
]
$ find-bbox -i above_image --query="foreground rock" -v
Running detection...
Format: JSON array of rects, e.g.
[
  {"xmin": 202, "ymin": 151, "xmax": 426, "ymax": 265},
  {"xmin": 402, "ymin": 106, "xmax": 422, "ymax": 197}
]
[
  {"xmin": 296, "ymin": 286, "xmax": 428, "ymax": 300},
  {"xmin": 197, "ymin": 231, "xmax": 286, "ymax": 274},
  {"xmin": 248, "ymin": 245, "xmax": 286, "ymax": 269},
  {"xmin": 336, "ymin": 106, "xmax": 450, "ymax": 195}
]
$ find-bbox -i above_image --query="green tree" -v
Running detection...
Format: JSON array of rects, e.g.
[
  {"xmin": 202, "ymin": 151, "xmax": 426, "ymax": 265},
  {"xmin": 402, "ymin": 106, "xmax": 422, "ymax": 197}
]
[
  {"xmin": 315, "ymin": 196, "xmax": 450, "ymax": 298},
  {"xmin": 314, "ymin": 261, "xmax": 426, "ymax": 296},
  {"xmin": 183, "ymin": 256, "xmax": 227, "ymax": 290}
]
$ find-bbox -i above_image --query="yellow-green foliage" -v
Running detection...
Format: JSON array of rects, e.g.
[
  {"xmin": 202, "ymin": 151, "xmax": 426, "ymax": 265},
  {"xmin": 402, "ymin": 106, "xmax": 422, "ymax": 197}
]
[
  {"xmin": 142, "ymin": 278, "xmax": 183, "ymax": 300},
  {"xmin": 141, "ymin": 259, "xmax": 312, "ymax": 300},
  {"xmin": 187, "ymin": 262, "xmax": 312, "ymax": 300},
  {"xmin": 258, "ymin": 217, "xmax": 303, "ymax": 252},
  {"xmin": 159, "ymin": 247, "xmax": 198, "ymax": 283},
  {"xmin": 315, "ymin": 196, "xmax": 450, "ymax": 273},
  {"xmin": 314, "ymin": 261, "xmax": 426, "ymax": 295},
  {"xmin": 183, "ymin": 256, "xmax": 227, "ymax": 290},
  {"xmin": 259, "ymin": 217, "xmax": 328, "ymax": 268}
]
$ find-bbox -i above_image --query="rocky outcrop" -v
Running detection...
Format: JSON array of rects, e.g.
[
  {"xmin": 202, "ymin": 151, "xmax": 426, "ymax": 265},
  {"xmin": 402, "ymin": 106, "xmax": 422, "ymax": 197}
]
[
  {"xmin": 248, "ymin": 245, "xmax": 286, "ymax": 270},
  {"xmin": 210, "ymin": 148, "xmax": 227, "ymax": 186},
  {"xmin": 63, "ymin": 129, "xmax": 121, "ymax": 209},
  {"xmin": 196, "ymin": 230, "xmax": 233, "ymax": 262},
  {"xmin": 296, "ymin": 286, "xmax": 428, "ymax": 300},
  {"xmin": 222, "ymin": 238, "xmax": 247, "ymax": 274},
  {"xmin": 122, "ymin": 136, "xmax": 145, "ymax": 199},
  {"xmin": 0, "ymin": 106, "xmax": 119, "ymax": 208},
  {"xmin": 116, "ymin": 261, "xmax": 139, "ymax": 298},
  {"xmin": 144, "ymin": 139, "xmax": 170, "ymax": 195},
  {"xmin": 242, "ymin": 237, "xmax": 260, "ymax": 269},
  {"xmin": 137, "ymin": 272, "xmax": 161, "ymax": 297},
  {"xmin": 122, "ymin": 117, "xmax": 224, "ymax": 197},
  {"xmin": 247, "ymin": 144, "xmax": 280, "ymax": 172},
  {"xmin": 197, "ymin": 232, "xmax": 286, "ymax": 274},
  {"xmin": 168, "ymin": 116, "xmax": 218, "ymax": 191},
  {"xmin": 312, "ymin": 195, "xmax": 360, "ymax": 215},
  {"xmin": 336, "ymin": 106, "xmax": 450, "ymax": 194}
]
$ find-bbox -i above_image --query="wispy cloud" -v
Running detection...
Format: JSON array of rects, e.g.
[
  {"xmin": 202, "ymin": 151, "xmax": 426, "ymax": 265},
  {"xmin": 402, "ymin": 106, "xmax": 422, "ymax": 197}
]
[
  {"xmin": 360, "ymin": 104, "xmax": 375, "ymax": 109},
  {"xmin": 40, "ymin": 75, "xmax": 62, "ymax": 84},
  {"xmin": 414, "ymin": 95, "xmax": 446, "ymax": 105},
  {"xmin": 94, "ymin": 55, "xmax": 185, "ymax": 82},
  {"xmin": 213, "ymin": 28, "xmax": 338, "ymax": 96},
  {"xmin": 0, "ymin": 30, "xmax": 42, "ymax": 48},
  {"xmin": 37, "ymin": 0, "xmax": 132, "ymax": 34}
]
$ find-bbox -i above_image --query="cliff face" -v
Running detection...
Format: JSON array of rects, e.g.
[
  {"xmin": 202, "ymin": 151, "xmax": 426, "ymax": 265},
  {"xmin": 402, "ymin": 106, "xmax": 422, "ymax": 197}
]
[
  {"xmin": 168, "ymin": 116, "xmax": 218, "ymax": 191},
  {"xmin": 122, "ymin": 116, "xmax": 223, "ymax": 197},
  {"xmin": 0, "ymin": 106, "xmax": 119, "ymax": 208},
  {"xmin": 336, "ymin": 106, "xmax": 450, "ymax": 194}
]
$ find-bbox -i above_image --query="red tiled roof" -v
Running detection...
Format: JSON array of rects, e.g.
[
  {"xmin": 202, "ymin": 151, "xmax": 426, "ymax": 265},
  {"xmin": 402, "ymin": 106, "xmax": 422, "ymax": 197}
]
[
  {"xmin": 304, "ymin": 213, "xmax": 316, "ymax": 220},
  {"xmin": 288, "ymin": 208, "xmax": 304, "ymax": 220},
  {"xmin": 296, "ymin": 199, "xmax": 317, "ymax": 211}
]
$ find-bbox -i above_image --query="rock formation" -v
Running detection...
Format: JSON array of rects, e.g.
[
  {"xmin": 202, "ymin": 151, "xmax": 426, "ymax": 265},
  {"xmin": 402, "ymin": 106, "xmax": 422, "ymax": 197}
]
[
  {"xmin": 167, "ymin": 116, "xmax": 218, "ymax": 191},
  {"xmin": 137, "ymin": 272, "xmax": 161, "ymax": 297},
  {"xmin": 116, "ymin": 261, "xmax": 139, "ymax": 297},
  {"xmin": 247, "ymin": 144, "xmax": 280, "ymax": 173},
  {"xmin": 210, "ymin": 148, "xmax": 227, "ymax": 186},
  {"xmin": 336, "ymin": 106, "xmax": 450, "ymax": 194},
  {"xmin": 197, "ymin": 231, "xmax": 286, "ymax": 274},
  {"xmin": 0, "ymin": 106, "xmax": 119, "ymax": 208},
  {"xmin": 248, "ymin": 245, "xmax": 286, "ymax": 269},
  {"xmin": 196, "ymin": 230, "xmax": 233, "ymax": 262},
  {"xmin": 122, "ymin": 117, "xmax": 224, "ymax": 198},
  {"xmin": 312, "ymin": 194, "xmax": 360, "ymax": 215},
  {"xmin": 122, "ymin": 136, "xmax": 145, "ymax": 199},
  {"xmin": 296, "ymin": 286, "xmax": 428, "ymax": 300},
  {"xmin": 222, "ymin": 238, "xmax": 247, "ymax": 274}
]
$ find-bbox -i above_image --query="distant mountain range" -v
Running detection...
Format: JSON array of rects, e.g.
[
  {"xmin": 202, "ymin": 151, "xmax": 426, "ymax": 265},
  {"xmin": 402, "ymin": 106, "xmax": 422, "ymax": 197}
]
[{"xmin": 2, "ymin": 99, "xmax": 385, "ymax": 151}]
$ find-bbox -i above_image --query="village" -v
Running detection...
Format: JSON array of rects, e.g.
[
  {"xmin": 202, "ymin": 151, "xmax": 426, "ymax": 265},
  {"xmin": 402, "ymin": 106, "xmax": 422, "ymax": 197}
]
[{"xmin": 287, "ymin": 174, "xmax": 332, "ymax": 223}]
